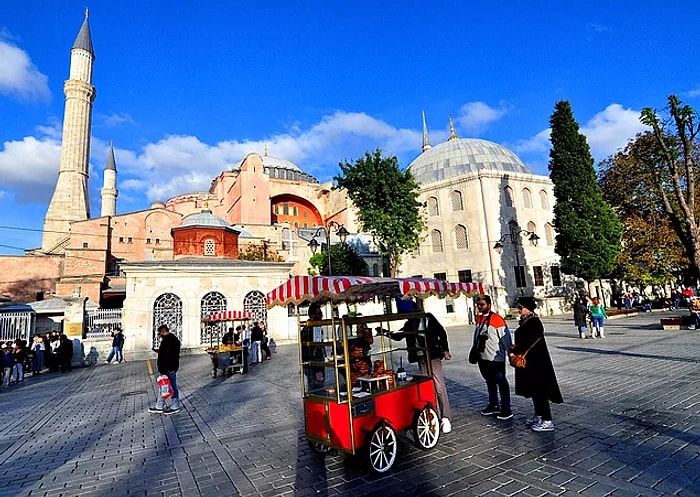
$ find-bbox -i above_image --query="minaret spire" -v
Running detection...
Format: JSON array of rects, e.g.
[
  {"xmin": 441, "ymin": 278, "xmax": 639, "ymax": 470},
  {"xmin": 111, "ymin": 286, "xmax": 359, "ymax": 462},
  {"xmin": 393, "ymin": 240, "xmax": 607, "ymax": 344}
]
[
  {"xmin": 101, "ymin": 142, "xmax": 118, "ymax": 217},
  {"xmin": 421, "ymin": 111, "xmax": 432, "ymax": 153},
  {"xmin": 42, "ymin": 12, "xmax": 97, "ymax": 251},
  {"xmin": 448, "ymin": 115, "xmax": 458, "ymax": 141}
]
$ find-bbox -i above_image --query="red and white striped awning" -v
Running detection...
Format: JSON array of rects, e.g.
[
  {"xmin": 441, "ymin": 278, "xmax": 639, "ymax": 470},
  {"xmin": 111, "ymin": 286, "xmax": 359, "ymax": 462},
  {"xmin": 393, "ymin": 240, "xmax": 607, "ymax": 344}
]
[
  {"xmin": 266, "ymin": 276, "xmax": 484, "ymax": 308},
  {"xmin": 204, "ymin": 310, "xmax": 255, "ymax": 322}
]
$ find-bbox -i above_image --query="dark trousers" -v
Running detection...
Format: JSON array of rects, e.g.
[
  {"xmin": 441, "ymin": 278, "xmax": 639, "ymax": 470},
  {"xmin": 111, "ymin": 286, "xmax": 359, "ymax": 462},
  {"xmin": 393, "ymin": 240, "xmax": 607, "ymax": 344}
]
[
  {"xmin": 532, "ymin": 394, "xmax": 552, "ymax": 421},
  {"xmin": 478, "ymin": 359, "xmax": 510, "ymax": 409}
]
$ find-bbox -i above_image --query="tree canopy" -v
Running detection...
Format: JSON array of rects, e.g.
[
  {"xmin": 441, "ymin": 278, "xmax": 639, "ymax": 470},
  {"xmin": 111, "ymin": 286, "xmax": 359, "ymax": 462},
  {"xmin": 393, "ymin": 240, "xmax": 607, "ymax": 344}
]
[
  {"xmin": 638, "ymin": 95, "xmax": 700, "ymax": 280},
  {"xmin": 307, "ymin": 242, "xmax": 369, "ymax": 276},
  {"xmin": 599, "ymin": 132, "xmax": 688, "ymax": 286},
  {"xmin": 334, "ymin": 149, "xmax": 426, "ymax": 276},
  {"xmin": 548, "ymin": 100, "xmax": 622, "ymax": 282}
]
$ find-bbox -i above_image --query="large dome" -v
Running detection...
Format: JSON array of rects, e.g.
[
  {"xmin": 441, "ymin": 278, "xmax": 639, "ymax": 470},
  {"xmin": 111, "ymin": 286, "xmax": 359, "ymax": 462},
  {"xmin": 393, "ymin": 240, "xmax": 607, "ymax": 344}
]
[{"xmin": 408, "ymin": 138, "xmax": 531, "ymax": 185}]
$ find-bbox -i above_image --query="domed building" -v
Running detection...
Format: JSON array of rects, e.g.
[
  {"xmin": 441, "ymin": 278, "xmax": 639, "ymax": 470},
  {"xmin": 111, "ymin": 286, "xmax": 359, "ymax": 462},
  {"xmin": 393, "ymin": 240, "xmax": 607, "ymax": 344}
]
[{"xmin": 399, "ymin": 116, "xmax": 565, "ymax": 315}]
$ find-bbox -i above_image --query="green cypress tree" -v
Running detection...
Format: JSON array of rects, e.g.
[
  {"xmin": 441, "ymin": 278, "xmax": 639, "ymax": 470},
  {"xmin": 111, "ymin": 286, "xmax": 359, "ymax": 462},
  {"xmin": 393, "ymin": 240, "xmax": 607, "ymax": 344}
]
[{"xmin": 548, "ymin": 100, "xmax": 622, "ymax": 281}]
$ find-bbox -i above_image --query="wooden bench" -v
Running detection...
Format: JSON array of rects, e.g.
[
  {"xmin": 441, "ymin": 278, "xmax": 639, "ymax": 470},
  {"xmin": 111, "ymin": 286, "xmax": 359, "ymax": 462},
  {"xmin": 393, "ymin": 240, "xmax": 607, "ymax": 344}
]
[{"xmin": 660, "ymin": 315, "xmax": 693, "ymax": 330}]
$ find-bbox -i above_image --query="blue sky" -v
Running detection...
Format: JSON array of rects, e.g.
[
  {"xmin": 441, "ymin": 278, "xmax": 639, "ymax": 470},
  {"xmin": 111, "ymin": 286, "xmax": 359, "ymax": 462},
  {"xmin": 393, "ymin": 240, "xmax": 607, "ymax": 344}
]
[{"xmin": 1, "ymin": 1, "xmax": 699, "ymax": 254}]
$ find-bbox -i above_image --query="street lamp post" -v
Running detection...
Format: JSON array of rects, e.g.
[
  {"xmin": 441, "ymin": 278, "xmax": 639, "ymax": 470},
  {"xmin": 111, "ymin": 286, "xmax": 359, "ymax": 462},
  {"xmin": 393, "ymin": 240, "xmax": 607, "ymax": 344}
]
[
  {"xmin": 493, "ymin": 229, "xmax": 539, "ymax": 297},
  {"xmin": 308, "ymin": 220, "xmax": 349, "ymax": 276}
]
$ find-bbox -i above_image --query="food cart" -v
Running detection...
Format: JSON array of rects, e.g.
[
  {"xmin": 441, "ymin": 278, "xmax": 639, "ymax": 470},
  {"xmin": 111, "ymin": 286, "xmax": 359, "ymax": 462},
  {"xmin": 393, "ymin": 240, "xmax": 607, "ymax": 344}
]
[
  {"xmin": 202, "ymin": 310, "xmax": 254, "ymax": 377},
  {"xmin": 266, "ymin": 275, "xmax": 482, "ymax": 473}
]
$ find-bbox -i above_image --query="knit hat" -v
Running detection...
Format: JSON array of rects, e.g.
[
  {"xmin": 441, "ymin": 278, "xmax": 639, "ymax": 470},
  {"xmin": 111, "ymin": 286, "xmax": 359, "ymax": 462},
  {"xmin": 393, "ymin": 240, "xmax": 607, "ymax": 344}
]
[{"xmin": 517, "ymin": 297, "xmax": 537, "ymax": 312}]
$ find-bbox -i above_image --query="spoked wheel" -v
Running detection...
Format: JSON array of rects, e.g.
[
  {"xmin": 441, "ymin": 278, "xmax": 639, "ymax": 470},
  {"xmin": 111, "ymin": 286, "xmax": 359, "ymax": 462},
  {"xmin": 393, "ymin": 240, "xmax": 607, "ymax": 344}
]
[
  {"xmin": 367, "ymin": 422, "xmax": 397, "ymax": 473},
  {"xmin": 413, "ymin": 406, "xmax": 440, "ymax": 450},
  {"xmin": 308, "ymin": 440, "xmax": 330, "ymax": 457}
]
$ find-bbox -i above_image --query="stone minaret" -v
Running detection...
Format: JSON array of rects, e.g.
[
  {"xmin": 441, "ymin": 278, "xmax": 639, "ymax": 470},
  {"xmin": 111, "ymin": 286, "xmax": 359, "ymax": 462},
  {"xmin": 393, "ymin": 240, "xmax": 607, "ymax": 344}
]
[
  {"xmin": 100, "ymin": 142, "xmax": 118, "ymax": 217},
  {"xmin": 42, "ymin": 10, "xmax": 96, "ymax": 251},
  {"xmin": 421, "ymin": 110, "xmax": 432, "ymax": 153}
]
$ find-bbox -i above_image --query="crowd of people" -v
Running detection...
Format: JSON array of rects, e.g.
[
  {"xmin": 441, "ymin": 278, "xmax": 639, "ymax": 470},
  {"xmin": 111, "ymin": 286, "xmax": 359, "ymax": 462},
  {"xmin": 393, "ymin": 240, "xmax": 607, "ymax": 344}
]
[{"xmin": 0, "ymin": 331, "xmax": 76, "ymax": 391}]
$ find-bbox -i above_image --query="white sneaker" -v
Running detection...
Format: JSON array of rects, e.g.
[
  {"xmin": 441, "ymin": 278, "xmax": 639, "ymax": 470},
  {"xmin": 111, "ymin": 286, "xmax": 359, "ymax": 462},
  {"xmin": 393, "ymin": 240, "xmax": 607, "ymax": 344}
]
[
  {"xmin": 531, "ymin": 420, "xmax": 555, "ymax": 432},
  {"xmin": 441, "ymin": 418, "xmax": 452, "ymax": 434},
  {"xmin": 524, "ymin": 415, "xmax": 541, "ymax": 426}
]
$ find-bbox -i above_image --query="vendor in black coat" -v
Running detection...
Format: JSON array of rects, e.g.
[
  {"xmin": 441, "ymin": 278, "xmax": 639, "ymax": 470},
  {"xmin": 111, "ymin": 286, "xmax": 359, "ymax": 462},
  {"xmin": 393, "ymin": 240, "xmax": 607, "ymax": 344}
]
[{"xmin": 510, "ymin": 297, "xmax": 563, "ymax": 433}]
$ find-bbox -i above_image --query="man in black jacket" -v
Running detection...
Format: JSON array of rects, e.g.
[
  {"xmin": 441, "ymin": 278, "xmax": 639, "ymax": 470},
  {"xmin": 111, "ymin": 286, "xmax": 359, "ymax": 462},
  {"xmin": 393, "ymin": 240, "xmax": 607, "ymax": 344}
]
[{"xmin": 149, "ymin": 325, "xmax": 181, "ymax": 415}]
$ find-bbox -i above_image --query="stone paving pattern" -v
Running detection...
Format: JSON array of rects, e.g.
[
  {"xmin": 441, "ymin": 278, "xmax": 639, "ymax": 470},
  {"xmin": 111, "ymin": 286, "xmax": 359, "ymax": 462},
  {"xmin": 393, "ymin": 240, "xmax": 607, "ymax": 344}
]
[{"xmin": 1, "ymin": 311, "xmax": 699, "ymax": 496}]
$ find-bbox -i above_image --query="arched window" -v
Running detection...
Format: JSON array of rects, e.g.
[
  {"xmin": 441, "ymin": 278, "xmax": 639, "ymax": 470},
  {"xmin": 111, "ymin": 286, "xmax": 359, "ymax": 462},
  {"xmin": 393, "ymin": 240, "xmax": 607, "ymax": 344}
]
[
  {"xmin": 428, "ymin": 196, "xmax": 439, "ymax": 216},
  {"xmin": 523, "ymin": 188, "xmax": 533, "ymax": 208},
  {"xmin": 539, "ymin": 190, "xmax": 549, "ymax": 209},
  {"xmin": 545, "ymin": 223, "xmax": 555, "ymax": 246},
  {"xmin": 204, "ymin": 239, "xmax": 216, "ymax": 256},
  {"xmin": 243, "ymin": 290, "xmax": 267, "ymax": 324},
  {"xmin": 504, "ymin": 186, "xmax": 514, "ymax": 207},
  {"xmin": 455, "ymin": 224, "xmax": 469, "ymax": 250},
  {"xmin": 450, "ymin": 190, "xmax": 464, "ymax": 211},
  {"xmin": 152, "ymin": 293, "xmax": 183, "ymax": 349},
  {"xmin": 200, "ymin": 291, "xmax": 227, "ymax": 344},
  {"xmin": 431, "ymin": 229, "xmax": 444, "ymax": 253}
]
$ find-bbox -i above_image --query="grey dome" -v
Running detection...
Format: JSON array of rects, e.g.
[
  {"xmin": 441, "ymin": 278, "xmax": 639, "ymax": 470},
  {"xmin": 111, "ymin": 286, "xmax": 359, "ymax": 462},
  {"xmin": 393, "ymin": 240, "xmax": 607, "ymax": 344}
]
[
  {"xmin": 181, "ymin": 209, "xmax": 231, "ymax": 229},
  {"xmin": 409, "ymin": 138, "xmax": 531, "ymax": 185}
]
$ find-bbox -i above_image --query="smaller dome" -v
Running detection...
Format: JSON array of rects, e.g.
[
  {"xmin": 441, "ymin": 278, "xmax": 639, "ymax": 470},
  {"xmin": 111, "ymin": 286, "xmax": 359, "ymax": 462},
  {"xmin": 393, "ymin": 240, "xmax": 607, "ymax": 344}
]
[
  {"xmin": 181, "ymin": 209, "xmax": 231, "ymax": 228},
  {"xmin": 150, "ymin": 200, "xmax": 166, "ymax": 209}
]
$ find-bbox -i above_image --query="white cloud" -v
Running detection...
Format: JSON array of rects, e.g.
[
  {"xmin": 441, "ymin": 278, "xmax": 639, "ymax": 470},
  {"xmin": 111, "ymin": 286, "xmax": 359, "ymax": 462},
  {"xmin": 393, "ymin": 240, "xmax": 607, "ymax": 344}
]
[
  {"xmin": 115, "ymin": 111, "xmax": 423, "ymax": 202},
  {"xmin": 512, "ymin": 129, "xmax": 551, "ymax": 155},
  {"xmin": 685, "ymin": 86, "xmax": 700, "ymax": 98},
  {"xmin": 581, "ymin": 104, "xmax": 648, "ymax": 160},
  {"xmin": 512, "ymin": 103, "xmax": 648, "ymax": 168},
  {"xmin": 0, "ymin": 40, "xmax": 51, "ymax": 102},
  {"xmin": 0, "ymin": 135, "xmax": 61, "ymax": 203},
  {"xmin": 454, "ymin": 101, "xmax": 509, "ymax": 135},
  {"xmin": 98, "ymin": 112, "xmax": 136, "ymax": 127}
]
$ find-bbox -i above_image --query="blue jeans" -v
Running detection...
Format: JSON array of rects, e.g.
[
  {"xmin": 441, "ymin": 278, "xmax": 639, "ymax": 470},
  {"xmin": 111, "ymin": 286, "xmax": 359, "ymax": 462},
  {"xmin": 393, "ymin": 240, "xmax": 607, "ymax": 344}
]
[
  {"xmin": 478, "ymin": 359, "xmax": 510, "ymax": 409},
  {"xmin": 106, "ymin": 346, "xmax": 122, "ymax": 363},
  {"xmin": 592, "ymin": 316, "xmax": 604, "ymax": 328}
]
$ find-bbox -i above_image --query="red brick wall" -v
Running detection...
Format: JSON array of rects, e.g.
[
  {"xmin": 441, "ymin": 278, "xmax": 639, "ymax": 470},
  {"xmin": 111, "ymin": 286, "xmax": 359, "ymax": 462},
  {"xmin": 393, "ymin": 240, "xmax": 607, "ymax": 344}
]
[{"xmin": 0, "ymin": 255, "xmax": 63, "ymax": 303}]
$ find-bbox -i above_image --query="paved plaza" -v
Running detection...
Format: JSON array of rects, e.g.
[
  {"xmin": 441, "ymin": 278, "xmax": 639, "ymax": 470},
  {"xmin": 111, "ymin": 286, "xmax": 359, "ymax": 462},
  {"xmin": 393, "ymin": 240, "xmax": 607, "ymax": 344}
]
[{"xmin": 1, "ymin": 311, "xmax": 699, "ymax": 497}]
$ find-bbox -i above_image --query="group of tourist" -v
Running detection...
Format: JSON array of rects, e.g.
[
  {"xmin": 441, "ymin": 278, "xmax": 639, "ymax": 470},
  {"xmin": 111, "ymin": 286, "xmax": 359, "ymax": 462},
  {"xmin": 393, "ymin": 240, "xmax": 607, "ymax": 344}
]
[
  {"xmin": 471, "ymin": 295, "xmax": 563, "ymax": 433},
  {"xmin": 0, "ymin": 331, "xmax": 75, "ymax": 391}
]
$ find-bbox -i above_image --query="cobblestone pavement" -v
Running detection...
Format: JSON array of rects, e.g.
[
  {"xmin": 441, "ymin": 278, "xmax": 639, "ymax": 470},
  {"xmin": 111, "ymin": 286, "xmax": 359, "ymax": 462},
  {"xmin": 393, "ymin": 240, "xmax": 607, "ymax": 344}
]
[{"xmin": 1, "ymin": 311, "xmax": 699, "ymax": 497}]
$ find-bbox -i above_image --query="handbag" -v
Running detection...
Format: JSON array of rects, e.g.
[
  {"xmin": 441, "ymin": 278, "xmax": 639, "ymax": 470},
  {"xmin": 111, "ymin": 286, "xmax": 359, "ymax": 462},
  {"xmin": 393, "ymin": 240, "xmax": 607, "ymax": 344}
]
[{"xmin": 509, "ymin": 337, "xmax": 542, "ymax": 368}]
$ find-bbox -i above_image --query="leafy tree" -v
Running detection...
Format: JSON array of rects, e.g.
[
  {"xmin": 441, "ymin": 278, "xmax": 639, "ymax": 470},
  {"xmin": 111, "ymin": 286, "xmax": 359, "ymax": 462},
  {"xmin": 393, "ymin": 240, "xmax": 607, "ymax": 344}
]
[
  {"xmin": 639, "ymin": 95, "xmax": 700, "ymax": 280},
  {"xmin": 548, "ymin": 100, "xmax": 622, "ymax": 282},
  {"xmin": 334, "ymin": 149, "xmax": 426, "ymax": 276},
  {"xmin": 238, "ymin": 242, "xmax": 284, "ymax": 262},
  {"xmin": 599, "ymin": 132, "xmax": 688, "ymax": 286},
  {"xmin": 307, "ymin": 243, "xmax": 368, "ymax": 276}
]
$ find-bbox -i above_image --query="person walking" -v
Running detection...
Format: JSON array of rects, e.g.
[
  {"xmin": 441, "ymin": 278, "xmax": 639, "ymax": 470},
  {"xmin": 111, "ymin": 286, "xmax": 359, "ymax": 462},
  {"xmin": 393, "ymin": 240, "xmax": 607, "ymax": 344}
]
[
  {"xmin": 573, "ymin": 292, "xmax": 590, "ymax": 339},
  {"xmin": 149, "ymin": 325, "xmax": 181, "ymax": 415},
  {"xmin": 509, "ymin": 297, "xmax": 563, "ymax": 432},
  {"xmin": 472, "ymin": 295, "xmax": 513, "ymax": 420},
  {"xmin": 105, "ymin": 327, "xmax": 125, "ymax": 364},
  {"xmin": 2, "ymin": 345, "xmax": 13, "ymax": 388},
  {"xmin": 588, "ymin": 297, "xmax": 608, "ymax": 339}
]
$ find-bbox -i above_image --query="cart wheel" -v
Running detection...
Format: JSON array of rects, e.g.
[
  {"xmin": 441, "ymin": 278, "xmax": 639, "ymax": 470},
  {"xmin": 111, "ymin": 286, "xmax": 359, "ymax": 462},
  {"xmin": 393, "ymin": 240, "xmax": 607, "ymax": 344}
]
[
  {"xmin": 413, "ymin": 406, "xmax": 440, "ymax": 450},
  {"xmin": 307, "ymin": 440, "xmax": 330, "ymax": 457},
  {"xmin": 367, "ymin": 422, "xmax": 397, "ymax": 473}
]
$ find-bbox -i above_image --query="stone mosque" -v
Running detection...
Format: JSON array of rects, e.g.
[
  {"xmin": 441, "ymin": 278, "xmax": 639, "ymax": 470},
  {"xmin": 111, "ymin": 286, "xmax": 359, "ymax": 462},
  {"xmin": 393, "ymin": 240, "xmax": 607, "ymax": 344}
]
[{"xmin": 0, "ymin": 12, "xmax": 566, "ymax": 357}]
